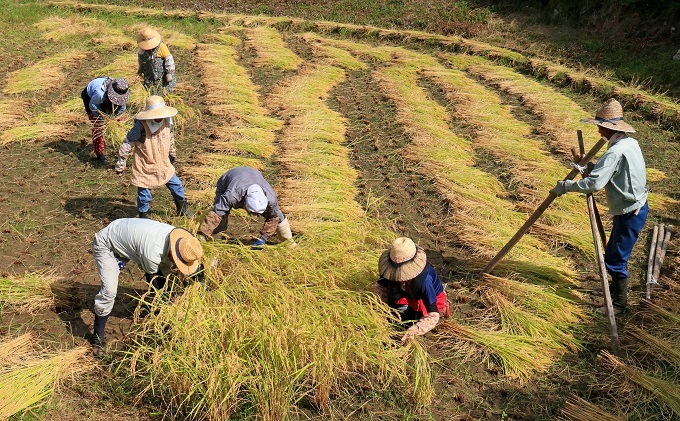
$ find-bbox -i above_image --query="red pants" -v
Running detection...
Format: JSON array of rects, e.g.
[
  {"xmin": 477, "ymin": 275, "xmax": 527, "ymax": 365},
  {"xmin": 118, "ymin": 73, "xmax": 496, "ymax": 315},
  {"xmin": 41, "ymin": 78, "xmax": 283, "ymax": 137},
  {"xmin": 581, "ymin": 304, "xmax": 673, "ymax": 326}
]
[
  {"xmin": 396, "ymin": 291, "xmax": 448, "ymax": 317},
  {"xmin": 87, "ymin": 113, "xmax": 105, "ymax": 156}
]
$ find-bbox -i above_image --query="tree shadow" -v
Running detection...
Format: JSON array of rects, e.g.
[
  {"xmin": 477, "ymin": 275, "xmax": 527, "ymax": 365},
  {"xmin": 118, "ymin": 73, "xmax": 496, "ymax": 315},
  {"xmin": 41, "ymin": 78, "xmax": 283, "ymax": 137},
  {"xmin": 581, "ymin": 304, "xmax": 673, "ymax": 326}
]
[{"xmin": 65, "ymin": 196, "xmax": 136, "ymax": 220}]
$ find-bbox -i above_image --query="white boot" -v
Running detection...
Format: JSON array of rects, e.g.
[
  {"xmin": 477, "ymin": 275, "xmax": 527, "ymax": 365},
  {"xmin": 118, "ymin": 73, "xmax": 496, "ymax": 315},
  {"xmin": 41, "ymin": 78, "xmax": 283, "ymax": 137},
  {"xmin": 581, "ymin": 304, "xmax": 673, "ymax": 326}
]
[{"xmin": 276, "ymin": 218, "xmax": 296, "ymax": 247}]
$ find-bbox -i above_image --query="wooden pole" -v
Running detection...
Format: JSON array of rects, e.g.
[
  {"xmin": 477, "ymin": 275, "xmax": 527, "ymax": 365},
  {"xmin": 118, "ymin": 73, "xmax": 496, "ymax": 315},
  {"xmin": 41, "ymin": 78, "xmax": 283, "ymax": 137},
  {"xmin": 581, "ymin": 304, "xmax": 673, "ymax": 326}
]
[
  {"xmin": 577, "ymin": 130, "xmax": 620, "ymax": 355},
  {"xmin": 577, "ymin": 130, "xmax": 607, "ymax": 247},
  {"xmin": 652, "ymin": 224, "xmax": 666, "ymax": 286},
  {"xmin": 651, "ymin": 225, "xmax": 673, "ymax": 289},
  {"xmin": 483, "ymin": 136, "xmax": 608, "ymax": 274},
  {"xmin": 646, "ymin": 224, "xmax": 659, "ymax": 299}
]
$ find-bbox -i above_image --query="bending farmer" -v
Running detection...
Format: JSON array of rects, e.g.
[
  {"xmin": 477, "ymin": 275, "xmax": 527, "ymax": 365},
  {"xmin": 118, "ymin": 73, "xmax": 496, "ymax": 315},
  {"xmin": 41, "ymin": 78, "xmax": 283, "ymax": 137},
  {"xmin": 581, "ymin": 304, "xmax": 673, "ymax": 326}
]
[
  {"xmin": 81, "ymin": 77, "xmax": 129, "ymax": 164},
  {"xmin": 551, "ymin": 98, "xmax": 648, "ymax": 315},
  {"xmin": 91, "ymin": 218, "xmax": 203, "ymax": 356},
  {"xmin": 375, "ymin": 237, "xmax": 449, "ymax": 343},
  {"xmin": 198, "ymin": 166, "xmax": 294, "ymax": 248}
]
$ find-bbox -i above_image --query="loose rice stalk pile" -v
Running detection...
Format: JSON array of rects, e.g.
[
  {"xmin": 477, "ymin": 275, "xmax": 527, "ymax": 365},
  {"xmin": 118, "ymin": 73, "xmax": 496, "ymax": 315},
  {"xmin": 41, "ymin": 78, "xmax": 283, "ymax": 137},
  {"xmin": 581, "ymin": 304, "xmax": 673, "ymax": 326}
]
[
  {"xmin": 244, "ymin": 26, "xmax": 303, "ymax": 70},
  {"xmin": 559, "ymin": 395, "xmax": 625, "ymax": 421},
  {"xmin": 0, "ymin": 273, "xmax": 71, "ymax": 313},
  {"xmin": 4, "ymin": 50, "xmax": 93, "ymax": 94},
  {"xmin": 300, "ymin": 33, "xmax": 368, "ymax": 70}
]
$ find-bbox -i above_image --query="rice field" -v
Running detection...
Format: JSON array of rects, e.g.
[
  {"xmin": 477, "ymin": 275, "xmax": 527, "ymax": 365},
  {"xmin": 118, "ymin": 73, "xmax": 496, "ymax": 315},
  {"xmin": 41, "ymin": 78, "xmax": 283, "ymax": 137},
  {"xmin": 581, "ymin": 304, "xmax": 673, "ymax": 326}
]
[{"xmin": 0, "ymin": 0, "xmax": 678, "ymax": 419}]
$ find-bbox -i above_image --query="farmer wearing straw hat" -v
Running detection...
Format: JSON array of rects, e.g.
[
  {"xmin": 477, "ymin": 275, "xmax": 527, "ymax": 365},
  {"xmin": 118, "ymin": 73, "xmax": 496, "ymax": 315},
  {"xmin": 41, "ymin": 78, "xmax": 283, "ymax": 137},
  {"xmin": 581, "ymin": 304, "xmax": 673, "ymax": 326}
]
[
  {"xmin": 198, "ymin": 166, "xmax": 294, "ymax": 248},
  {"xmin": 137, "ymin": 27, "xmax": 176, "ymax": 95},
  {"xmin": 81, "ymin": 77, "xmax": 130, "ymax": 164},
  {"xmin": 91, "ymin": 218, "xmax": 204, "ymax": 356},
  {"xmin": 551, "ymin": 98, "xmax": 648, "ymax": 315},
  {"xmin": 115, "ymin": 95, "xmax": 193, "ymax": 219},
  {"xmin": 375, "ymin": 237, "xmax": 449, "ymax": 343}
]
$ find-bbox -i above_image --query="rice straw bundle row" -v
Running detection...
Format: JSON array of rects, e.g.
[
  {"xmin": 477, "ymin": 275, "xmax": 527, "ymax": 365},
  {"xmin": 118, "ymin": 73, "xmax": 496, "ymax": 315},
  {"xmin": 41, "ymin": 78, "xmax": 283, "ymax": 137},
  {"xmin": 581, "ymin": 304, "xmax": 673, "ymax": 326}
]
[
  {"xmin": 48, "ymin": 0, "xmax": 198, "ymax": 20},
  {"xmin": 300, "ymin": 33, "xmax": 368, "ymax": 71},
  {"xmin": 559, "ymin": 395, "xmax": 625, "ymax": 421},
  {"xmin": 600, "ymin": 351, "xmax": 680, "ymax": 417},
  {"xmin": 0, "ymin": 333, "xmax": 35, "ymax": 367},
  {"xmin": 0, "ymin": 99, "xmax": 32, "ymax": 131},
  {"xmin": 4, "ymin": 49, "xmax": 94, "ymax": 95},
  {"xmin": 0, "ymin": 346, "xmax": 95, "ymax": 419},
  {"xmin": 128, "ymin": 23, "xmax": 198, "ymax": 50},
  {"xmin": 423, "ymin": 64, "xmax": 594, "ymax": 258},
  {"xmin": 93, "ymin": 53, "xmax": 138, "ymax": 80},
  {"xmin": 0, "ymin": 273, "xmax": 70, "ymax": 313},
  {"xmin": 244, "ymin": 26, "xmax": 303, "ymax": 71},
  {"xmin": 126, "ymin": 251, "xmax": 432, "ymax": 419},
  {"xmin": 627, "ymin": 326, "xmax": 680, "ymax": 368},
  {"xmin": 34, "ymin": 15, "xmax": 117, "ymax": 43}
]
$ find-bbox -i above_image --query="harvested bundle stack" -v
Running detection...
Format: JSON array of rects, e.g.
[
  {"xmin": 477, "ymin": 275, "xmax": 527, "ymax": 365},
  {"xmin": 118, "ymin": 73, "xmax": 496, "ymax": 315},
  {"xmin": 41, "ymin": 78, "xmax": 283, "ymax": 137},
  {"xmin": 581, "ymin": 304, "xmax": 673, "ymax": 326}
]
[{"xmin": 646, "ymin": 223, "xmax": 673, "ymax": 299}]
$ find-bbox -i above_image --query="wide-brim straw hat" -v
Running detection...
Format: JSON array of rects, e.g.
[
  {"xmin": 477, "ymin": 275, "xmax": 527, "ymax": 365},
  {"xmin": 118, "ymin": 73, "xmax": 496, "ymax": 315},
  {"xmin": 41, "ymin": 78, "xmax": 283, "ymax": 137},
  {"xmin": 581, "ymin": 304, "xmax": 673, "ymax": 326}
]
[
  {"xmin": 378, "ymin": 237, "xmax": 427, "ymax": 282},
  {"xmin": 137, "ymin": 27, "xmax": 162, "ymax": 50},
  {"xmin": 581, "ymin": 98, "xmax": 636, "ymax": 133},
  {"xmin": 106, "ymin": 78, "xmax": 130, "ymax": 106},
  {"xmin": 135, "ymin": 95, "xmax": 178, "ymax": 120},
  {"xmin": 169, "ymin": 228, "xmax": 203, "ymax": 275},
  {"xmin": 245, "ymin": 184, "xmax": 268, "ymax": 214}
]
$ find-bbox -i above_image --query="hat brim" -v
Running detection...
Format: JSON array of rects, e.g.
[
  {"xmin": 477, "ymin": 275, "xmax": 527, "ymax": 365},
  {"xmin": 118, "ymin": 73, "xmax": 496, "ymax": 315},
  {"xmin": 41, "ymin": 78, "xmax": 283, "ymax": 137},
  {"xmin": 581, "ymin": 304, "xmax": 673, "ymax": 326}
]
[
  {"xmin": 138, "ymin": 34, "xmax": 162, "ymax": 50},
  {"xmin": 378, "ymin": 247, "xmax": 427, "ymax": 282},
  {"xmin": 581, "ymin": 117, "xmax": 636, "ymax": 133},
  {"xmin": 135, "ymin": 106, "xmax": 178, "ymax": 120},
  {"xmin": 169, "ymin": 229, "xmax": 200, "ymax": 275},
  {"xmin": 107, "ymin": 88, "xmax": 130, "ymax": 106}
]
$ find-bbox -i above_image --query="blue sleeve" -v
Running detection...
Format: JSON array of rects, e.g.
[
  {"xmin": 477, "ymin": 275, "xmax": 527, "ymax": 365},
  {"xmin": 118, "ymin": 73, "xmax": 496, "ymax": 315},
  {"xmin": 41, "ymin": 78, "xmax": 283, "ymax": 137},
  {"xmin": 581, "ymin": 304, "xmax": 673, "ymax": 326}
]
[
  {"xmin": 420, "ymin": 271, "xmax": 439, "ymax": 313},
  {"xmin": 567, "ymin": 149, "xmax": 620, "ymax": 194},
  {"xmin": 125, "ymin": 120, "xmax": 145, "ymax": 142},
  {"xmin": 113, "ymin": 103, "xmax": 127, "ymax": 117}
]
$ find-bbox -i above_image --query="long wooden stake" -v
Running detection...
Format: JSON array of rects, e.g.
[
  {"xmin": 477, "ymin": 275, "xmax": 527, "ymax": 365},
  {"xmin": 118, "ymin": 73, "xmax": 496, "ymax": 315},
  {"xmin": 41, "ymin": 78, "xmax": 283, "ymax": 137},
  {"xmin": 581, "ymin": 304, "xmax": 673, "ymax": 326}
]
[
  {"xmin": 483, "ymin": 136, "xmax": 608, "ymax": 274},
  {"xmin": 576, "ymin": 131, "xmax": 607, "ymax": 248},
  {"xmin": 651, "ymin": 225, "xmax": 673, "ymax": 289},
  {"xmin": 577, "ymin": 131, "xmax": 620, "ymax": 355},
  {"xmin": 646, "ymin": 224, "xmax": 659, "ymax": 299}
]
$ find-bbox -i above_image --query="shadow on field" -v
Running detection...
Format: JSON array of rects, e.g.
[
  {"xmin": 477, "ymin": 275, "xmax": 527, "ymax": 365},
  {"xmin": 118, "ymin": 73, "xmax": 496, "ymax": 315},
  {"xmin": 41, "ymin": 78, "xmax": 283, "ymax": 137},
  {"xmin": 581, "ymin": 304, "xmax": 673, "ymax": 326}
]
[
  {"xmin": 45, "ymin": 139, "xmax": 100, "ymax": 165},
  {"xmin": 65, "ymin": 197, "xmax": 136, "ymax": 220}
]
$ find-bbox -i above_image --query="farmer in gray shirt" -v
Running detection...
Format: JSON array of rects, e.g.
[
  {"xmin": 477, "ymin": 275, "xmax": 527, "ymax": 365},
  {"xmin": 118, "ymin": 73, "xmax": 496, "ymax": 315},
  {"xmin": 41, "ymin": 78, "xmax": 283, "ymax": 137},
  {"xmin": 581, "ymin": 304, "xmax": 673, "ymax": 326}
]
[
  {"xmin": 91, "ymin": 218, "xmax": 203, "ymax": 356},
  {"xmin": 198, "ymin": 166, "xmax": 294, "ymax": 248},
  {"xmin": 552, "ymin": 98, "xmax": 648, "ymax": 314}
]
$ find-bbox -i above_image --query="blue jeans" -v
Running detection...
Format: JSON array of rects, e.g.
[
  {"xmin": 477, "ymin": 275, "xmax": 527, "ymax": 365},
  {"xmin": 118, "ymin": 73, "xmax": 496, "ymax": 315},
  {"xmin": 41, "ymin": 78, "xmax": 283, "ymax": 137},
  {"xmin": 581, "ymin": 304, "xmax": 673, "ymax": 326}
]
[
  {"xmin": 137, "ymin": 173, "xmax": 186, "ymax": 213},
  {"xmin": 604, "ymin": 201, "xmax": 648, "ymax": 281}
]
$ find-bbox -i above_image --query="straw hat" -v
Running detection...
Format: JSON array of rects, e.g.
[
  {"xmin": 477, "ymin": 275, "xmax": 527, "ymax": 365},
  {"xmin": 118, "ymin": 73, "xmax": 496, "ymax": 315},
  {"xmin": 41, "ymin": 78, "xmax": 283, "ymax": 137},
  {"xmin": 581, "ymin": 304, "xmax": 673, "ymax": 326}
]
[
  {"xmin": 245, "ymin": 184, "xmax": 268, "ymax": 214},
  {"xmin": 169, "ymin": 228, "xmax": 203, "ymax": 275},
  {"xmin": 135, "ymin": 96, "xmax": 178, "ymax": 120},
  {"xmin": 581, "ymin": 98, "xmax": 636, "ymax": 133},
  {"xmin": 137, "ymin": 27, "xmax": 162, "ymax": 50},
  {"xmin": 106, "ymin": 78, "xmax": 129, "ymax": 106},
  {"xmin": 378, "ymin": 237, "xmax": 427, "ymax": 282}
]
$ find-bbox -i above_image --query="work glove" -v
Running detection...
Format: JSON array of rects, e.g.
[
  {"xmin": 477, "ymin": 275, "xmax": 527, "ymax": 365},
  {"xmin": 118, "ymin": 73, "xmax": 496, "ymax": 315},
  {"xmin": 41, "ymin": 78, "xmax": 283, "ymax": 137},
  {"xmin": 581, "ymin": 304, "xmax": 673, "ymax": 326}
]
[
  {"xmin": 550, "ymin": 180, "xmax": 568, "ymax": 196},
  {"xmin": 252, "ymin": 236, "xmax": 267, "ymax": 250},
  {"xmin": 165, "ymin": 73, "xmax": 173, "ymax": 83},
  {"xmin": 169, "ymin": 155, "xmax": 175, "ymax": 164}
]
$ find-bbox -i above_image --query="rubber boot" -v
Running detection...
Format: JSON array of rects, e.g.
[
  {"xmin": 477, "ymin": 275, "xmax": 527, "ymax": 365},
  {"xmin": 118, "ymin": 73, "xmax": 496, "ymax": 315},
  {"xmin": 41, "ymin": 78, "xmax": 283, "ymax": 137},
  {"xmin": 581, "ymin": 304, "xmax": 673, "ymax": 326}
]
[
  {"xmin": 276, "ymin": 218, "xmax": 296, "ymax": 247},
  {"xmin": 612, "ymin": 277, "xmax": 629, "ymax": 310},
  {"xmin": 139, "ymin": 211, "xmax": 149, "ymax": 219},
  {"xmin": 175, "ymin": 199, "xmax": 195, "ymax": 218},
  {"xmin": 93, "ymin": 314, "xmax": 109, "ymax": 357},
  {"xmin": 96, "ymin": 154, "xmax": 109, "ymax": 165}
]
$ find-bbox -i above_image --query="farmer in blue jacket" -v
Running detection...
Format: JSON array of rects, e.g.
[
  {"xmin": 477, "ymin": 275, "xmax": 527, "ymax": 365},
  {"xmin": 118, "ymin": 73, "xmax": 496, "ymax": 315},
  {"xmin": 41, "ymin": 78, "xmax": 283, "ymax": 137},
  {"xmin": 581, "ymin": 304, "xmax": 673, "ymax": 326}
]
[{"xmin": 551, "ymin": 98, "xmax": 648, "ymax": 314}]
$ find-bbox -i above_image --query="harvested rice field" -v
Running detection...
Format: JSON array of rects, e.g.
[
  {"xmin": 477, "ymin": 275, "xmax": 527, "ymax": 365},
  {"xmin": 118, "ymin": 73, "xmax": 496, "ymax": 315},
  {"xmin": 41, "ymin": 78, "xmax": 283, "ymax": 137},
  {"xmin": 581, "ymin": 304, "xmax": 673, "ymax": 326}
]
[{"xmin": 1, "ymin": 0, "xmax": 679, "ymax": 419}]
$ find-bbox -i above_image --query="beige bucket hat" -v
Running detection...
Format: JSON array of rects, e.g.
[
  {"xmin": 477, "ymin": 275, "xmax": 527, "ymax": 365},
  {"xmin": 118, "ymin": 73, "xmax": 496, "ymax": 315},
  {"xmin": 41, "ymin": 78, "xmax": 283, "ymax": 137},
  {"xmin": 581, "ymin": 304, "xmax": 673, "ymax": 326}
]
[
  {"xmin": 581, "ymin": 98, "xmax": 636, "ymax": 133},
  {"xmin": 378, "ymin": 237, "xmax": 427, "ymax": 283},
  {"xmin": 169, "ymin": 228, "xmax": 203, "ymax": 275},
  {"xmin": 135, "ymin": 96, "xmax": 178, "ymax": 120},
  {"xmin": 137, "ymin": 27, "xmax": 162, "ymax": 50}
]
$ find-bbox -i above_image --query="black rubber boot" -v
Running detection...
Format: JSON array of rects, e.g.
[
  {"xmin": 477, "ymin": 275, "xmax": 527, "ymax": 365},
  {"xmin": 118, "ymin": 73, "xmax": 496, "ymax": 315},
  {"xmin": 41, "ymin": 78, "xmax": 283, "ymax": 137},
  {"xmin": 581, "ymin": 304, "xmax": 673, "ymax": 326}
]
[
  {"xmin": 139, "ymin": 211, "xmax": 149, "ymax": 219},
  {"xmin": 145, "ymin": 272, "xmax": 167, "ymax": 290},
  {"xmin": 612, "ymin": 277, "xmax": 629, "ymax": 310},
  {"xmin": 93, "ymin": 314, "xmax": 109, "ymax": 357},
  {"xmin": 174, "ymin": 199, "xmax": 194, "ymax": 218}
]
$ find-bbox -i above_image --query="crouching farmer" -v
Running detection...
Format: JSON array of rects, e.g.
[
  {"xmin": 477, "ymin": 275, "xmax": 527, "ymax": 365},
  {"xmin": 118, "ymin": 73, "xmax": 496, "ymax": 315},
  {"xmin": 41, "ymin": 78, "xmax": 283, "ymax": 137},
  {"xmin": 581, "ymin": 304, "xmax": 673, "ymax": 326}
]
[
  {"xmin": 91, "ymin": 218, "xmax": 203, "ymax": 356},
  {"xmin": 115, "ymin": 95, "xmax": 192, "ymax": 219},
  {"xmin": 198, "ymin": 166, "xmax": 294, "ymax": 248},
  {"xmin": 375, "ymin": 237, "xmax": 449, "ymax": 343}
]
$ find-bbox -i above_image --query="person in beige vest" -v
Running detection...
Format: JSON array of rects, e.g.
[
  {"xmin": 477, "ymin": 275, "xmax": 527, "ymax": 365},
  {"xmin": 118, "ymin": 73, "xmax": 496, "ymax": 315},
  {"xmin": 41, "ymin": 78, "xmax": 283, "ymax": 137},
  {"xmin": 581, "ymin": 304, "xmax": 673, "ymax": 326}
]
[{"xmin": 115, "ymin": 96, "xmax": 193, "ymax": 219}]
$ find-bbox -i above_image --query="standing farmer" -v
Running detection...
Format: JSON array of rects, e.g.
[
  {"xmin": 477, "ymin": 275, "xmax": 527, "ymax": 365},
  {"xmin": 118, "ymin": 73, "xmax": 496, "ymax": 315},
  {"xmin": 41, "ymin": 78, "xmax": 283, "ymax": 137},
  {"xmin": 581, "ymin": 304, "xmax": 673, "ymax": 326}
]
[
  {"xmin": 81, "ymin": 77, "xmax": 129, "ymax": 164},
  {"xmin": 137, "ymin": 27, "xmax": 176, "ymax": 95},
  {"xmin": 551, "ymin": 98, "xmax": 648, "ymax": 314},
  {"xmin": 91, "ymin": 218, "xmax": 203, "ymax": 356},
  {"xmin": 198, "ymin": 166, "xmax": 294, "ymax": 248},
  {"xmin": 115, "ymin": 95, "xmax": 192, "ymax": 219},
  {"xmin": 375, "ymin": 237, "xmax": 449, "ymax": 343}
]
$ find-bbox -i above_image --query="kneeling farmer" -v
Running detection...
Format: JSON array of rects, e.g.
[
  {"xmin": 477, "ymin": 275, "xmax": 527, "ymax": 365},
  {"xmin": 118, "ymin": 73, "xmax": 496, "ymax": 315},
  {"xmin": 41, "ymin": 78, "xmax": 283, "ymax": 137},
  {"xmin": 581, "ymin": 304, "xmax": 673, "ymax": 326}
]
[
  {"xmin": 91, "ymin": 218, "xmax": 203, "ymax": 356},
  {"xmin": 115, "ymin": 95, "xmax": 192, "ymax": 219},
  {"xmin": 375, "ymin": 237, "xmax": 449, "ymax": 343},
  {"xmin": 198, "ymin": 166, "xmax": 294, "ymax": 247}
]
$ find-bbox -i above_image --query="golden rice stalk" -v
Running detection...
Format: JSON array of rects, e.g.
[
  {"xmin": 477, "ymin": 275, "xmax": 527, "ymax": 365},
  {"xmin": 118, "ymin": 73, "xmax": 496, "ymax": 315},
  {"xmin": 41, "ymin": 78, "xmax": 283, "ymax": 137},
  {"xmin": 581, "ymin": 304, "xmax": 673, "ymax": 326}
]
[
  {"xmin": 0, "ymin": 273, "xmax": 65, "ymax": 313},
  {"xmin": 647, "ymin": 192, "xmax": 679, "ymax": 213},
  {"xmin": 4, "ymin": 50, "xmax": 93, "ymax": 94},
  {"xmin": 49, "ymin": 1, "xmax": 199, "ymax": 19},
  {"xmin": 646, "ymin": 168, "xmax": 666, "ymax": 182},
  {"xmin": 93, "ymin": 53, "xmax": 138, "ymax": 80},
  {"xmin": 244, "ymin": 26, "xmax": 303, "ymax": 70},
  {"xmin": 628, "ymin": 326, "xmax": 680, "ymax": 367},
  {"xmin": 128, "ymin": 23, "xmax": 198, "ymax": 50},
  {"xmin": 301, "ymin": 34, "xmax": 394, "ymax": 63},
  {"xmin": 436, "ymin": 319, "xmax": 556, "ymax": 381},
  {"xmin": 101, "ymin": 115, "xmax": 131, "ymax": 150},
  {"xmin": 34, "ymin": 15, "xmax": 108, "ymax": 41},
  {"xmin": 0, "ymin": 347, "xmax": 95, "ymax": 419},
  {"xmin": 163, "ymin": 92, "xmax": 201, "ymax": 137},
  {"xmin": 203, "ymin": 32, "xmax": 242, "ymax": 47},
  {"xmin": 0, "ymin": 333, "xmax": 35, "ymax": 367},
  {"xmin": 600, "ymin": 351, "xmax": 680, "ymax": 417},
  {"xmin": 210, "ymin": 126, "xmax": 276, "ymax": 158},
  {"xmin": 639, "ymin": 300, "xmax": 680, "ymax": 334},
  {"xmin": 423, "ymin": 65, "xmax": 594, "ymax": 257},
  {"xmin": 482, "ymin": 274, "xmax": 586, "ymax": 326},
  {"xmin": 0, "ymin": 99, "xmax": 31, "ymax": 131},
  {"xmin": 481, "ymin": 289, "xmax": 581, "ymax": 352},
  {"xmin": 559, "ymin": 395, "xmax": 625, "ymax": 421},
  {"xmin": 300, "ymin": 33, "xmax": 367, "ymax": 71}
]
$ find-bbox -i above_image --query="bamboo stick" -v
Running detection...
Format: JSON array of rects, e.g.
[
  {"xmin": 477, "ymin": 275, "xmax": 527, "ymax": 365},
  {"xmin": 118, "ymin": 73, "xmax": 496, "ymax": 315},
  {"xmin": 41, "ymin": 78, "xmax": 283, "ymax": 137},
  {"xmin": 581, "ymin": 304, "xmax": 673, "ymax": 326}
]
[
  {"xmin": 651, "ymin": 225, "xmax": 673, "ymax": 289},
  {"xmin": 483, "ymin": 136, "xmax": 608, "ymax": 273},
  {"xmin": 646, "ymin": 224, "xmax": 659, "ymax": 299}
]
